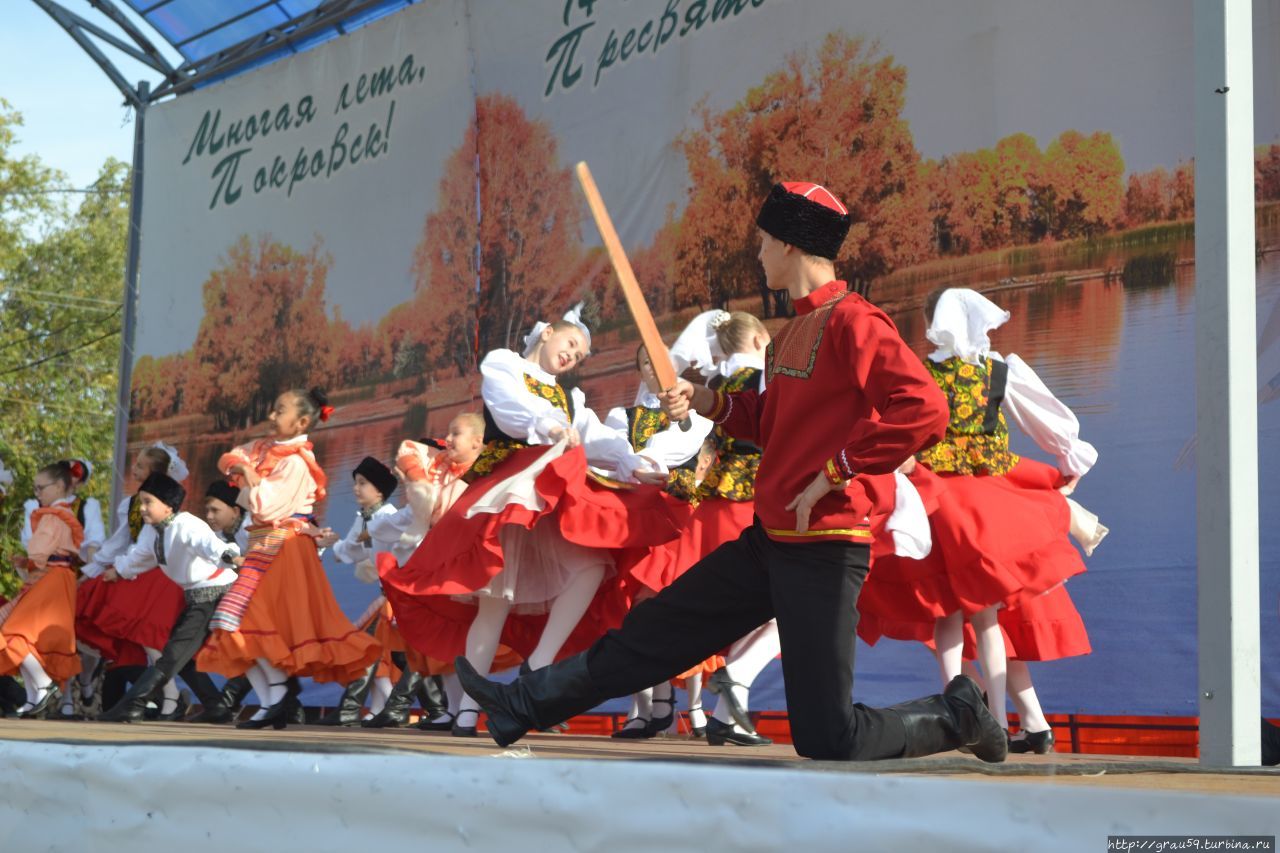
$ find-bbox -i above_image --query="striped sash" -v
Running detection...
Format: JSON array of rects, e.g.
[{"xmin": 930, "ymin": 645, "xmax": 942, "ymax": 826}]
[{"xmin": 208, "ymin": 517, "xmax": 310, "ymax": 633}]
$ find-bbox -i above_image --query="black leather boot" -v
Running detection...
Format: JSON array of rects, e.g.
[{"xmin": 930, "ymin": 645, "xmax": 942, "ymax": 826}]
[
  {"xmin": 891, "ymin": 675, "xmax": 1008, "ymax": 763},
  {"xmin": 314, "ymin": 663, "xmax": 376, "ymax": 726},
  {"xmin": 455, "ymin": 653, "xmax": 605, "ymax": 748},
  {"xmin": 0, "ymin": 676, "xmax": 25, "ymax": 717},
  {"xmin": 361, "ymin": 670, "xmax": 423, "ymax": 728},
  {"xmin": 1262, "ymin": 718, "xmax": 1280, "ymax": 767},
  {"xmin": 417, "ymin": 674, "xmax": 448, "ymax": 719},
  {"xmin": 189, "ymin": 676, "xmax": 251, "ymax": 724},
  {"xmin": 98, "ymin": 669, "xmax": 167, "ymax": 723}
]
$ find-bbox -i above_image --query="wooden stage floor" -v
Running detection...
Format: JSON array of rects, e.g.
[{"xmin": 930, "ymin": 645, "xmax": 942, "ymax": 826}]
[{"xmin": 3, "ymin": 718, "xmax": 1277, "ymax": 798}]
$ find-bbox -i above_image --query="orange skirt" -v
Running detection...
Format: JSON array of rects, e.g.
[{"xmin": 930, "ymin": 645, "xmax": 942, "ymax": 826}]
[
  {"xmin": 196, "ymin": 533, "xmax": 379, "ymax": 683},
  {"xmin": 372, "ymin": 601, "xmax": 403, "ymax": 682},
  {"xmin": 0, "ymin": 566, "xmax": 81, "ymax": 682}
]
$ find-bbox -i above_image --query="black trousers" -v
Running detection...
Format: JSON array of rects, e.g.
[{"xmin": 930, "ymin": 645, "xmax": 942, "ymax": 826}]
[
  {"xmin": 586, "ymin": 522, "xmax": 907, "ymax": 761},
  {"xmin": 153, "ymin": 592, "xmax": 224, "ymax": 708}
]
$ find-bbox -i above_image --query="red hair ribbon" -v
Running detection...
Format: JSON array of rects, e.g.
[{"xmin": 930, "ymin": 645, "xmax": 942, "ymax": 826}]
[
  {"xmin": 69, "ymin": 461, "xmax": 86, "ymax": 481},
  {"xmin": 319, "ymin": 405, "xmax": 335, "ymax": 422}
]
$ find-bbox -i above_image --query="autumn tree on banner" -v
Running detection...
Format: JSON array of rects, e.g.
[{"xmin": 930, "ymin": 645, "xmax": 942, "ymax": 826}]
[
  {"xmin": 928, "ymin": 133, "xmax": 1044, "ymax": 254},
  {"xmin": 1032, "ymin": 130, "xmax": 1125, "ymax": 239},
  {"xmin": 186, "ymin": 236, "xmax": 335, "ymax": 430},
  {"xmin": 675, "ymin": 33, "xmax": 932, "ymax": 316},
  {"xmin": 130, "ymin": 352, "xmax": 190, "ymax": 421},
  {"xmin": 412, "ymin": 93, "xmax": 582, "ymax": 372}
]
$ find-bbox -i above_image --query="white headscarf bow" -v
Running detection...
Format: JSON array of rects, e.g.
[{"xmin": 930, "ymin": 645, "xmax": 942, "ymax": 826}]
[
  {"xmin": 522, "ymin": 302, "xmax": 593, "ymax": 358},
  {"xmin": 926, "ymin": 288, "xmax": 1011, "ymax": 365},
  {"xmin": 151, "ymin": 440, "xmax": 190, "ymax": 482},
  {"xmin": 669, "ymin": 310, "xmax": 728, "ymax": 379}
]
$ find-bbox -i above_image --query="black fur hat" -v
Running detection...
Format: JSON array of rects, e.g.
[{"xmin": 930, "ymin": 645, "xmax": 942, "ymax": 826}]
[
  {"xmin": 204, "ymin": 479, "xmax": 241, "ymax": 509},
  {"xmin": 354, "ymin": 456, "xmax": 397, "ymax": 501},
  {"xmin": 755, "ymin": 182, "xmax": 852, "ymax": 260},
  {"xmin": 139, "ymin": 472, "xmax": 186, "ymax": 512}
]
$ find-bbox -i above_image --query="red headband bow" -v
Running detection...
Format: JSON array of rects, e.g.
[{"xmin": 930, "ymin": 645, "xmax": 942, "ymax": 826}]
[
  {"xmin": 319, "ymin": 405, "xmax": 335, "ymax": 422},
  {"xmin": 69, "ymin": 461, "xmax": 86, "ymax": 481}
]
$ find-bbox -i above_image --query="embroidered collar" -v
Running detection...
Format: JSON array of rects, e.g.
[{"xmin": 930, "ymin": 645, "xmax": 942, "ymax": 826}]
[
  {"xmin": 718, "ymin": 352, "xmax": 766, "ymax": 377},
  {"xmin": 358, "ymin": 501, "xmax": 385, "ymax": 520},
  {"xmin": 520, "ymin": 356, "xmax": 557, "ymax": 386},
  {"xmin": 793, "ymin": 280, "xmax": 847, "ymax": 315},
  {"xmin": 152, "ymin": 513, "xmax": 176, "ymax": 534}
]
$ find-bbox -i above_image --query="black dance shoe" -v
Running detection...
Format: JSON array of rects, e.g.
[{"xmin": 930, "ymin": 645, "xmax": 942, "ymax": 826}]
[
  {"xmin": 1008, "ymin": 728, "xmax": 1055, "ymax": 754},
  {"xmin": 416, "ymin": 711, "xmax": 456, "ymax": 732},
  {"xmin": 646, "ymin": 694, "xmax": 676, "ymax": 736},
  {"xmin": 705, "ymin": 717, "xmax": 772, "ymax": 747},
  {"xmin": 235, "ymin": 682, "xmax": 293, "ymax": 730},
  {"xmin": 16, "ymin": 684, "xmax": 62, "ymax": 720},
  {"xmin": 707, "ymin": 669, "xmax": 755, "ymax": 734},
  {"xmin": 610, "ymin": 717, "xmax": 653, "ymax": 739},
  {"xmin": 452, "ymin": 708, "xmax": 479, "ymax": 738}
]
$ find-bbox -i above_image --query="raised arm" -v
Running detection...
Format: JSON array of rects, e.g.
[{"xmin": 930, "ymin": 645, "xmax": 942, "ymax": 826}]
[{"xmin": 1000, "ymin": 352, "xmax": 1098, "ymax": 478}]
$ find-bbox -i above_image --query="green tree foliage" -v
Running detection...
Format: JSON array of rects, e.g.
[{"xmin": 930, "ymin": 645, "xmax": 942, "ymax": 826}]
[{"xmin": 0, "ymin": 101, "xmax": 129, "ymax": 596}]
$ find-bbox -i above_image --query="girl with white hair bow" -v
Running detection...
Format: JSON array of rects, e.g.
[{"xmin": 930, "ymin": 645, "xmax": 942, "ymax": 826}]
[{"xmin": 381, "ymin": 304, "xmax": 684, "ymax": 737}]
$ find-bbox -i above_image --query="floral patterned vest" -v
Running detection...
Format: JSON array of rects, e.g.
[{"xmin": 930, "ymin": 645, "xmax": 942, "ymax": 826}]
[
  {"xmin": 703, "ymin": 366, "xmax": 763, "ymax": 502},
  {"xmin": 917, "ymin": 356, "xmax": 1020, "ymax": 476},
  {"xmin": 466, "ymin": 374, "xmax": 575, "ymax": 483}
]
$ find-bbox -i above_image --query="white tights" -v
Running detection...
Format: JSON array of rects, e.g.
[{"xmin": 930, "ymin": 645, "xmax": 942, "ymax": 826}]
[
  {"xmin": 1007, "ymin": 660, "xmax": 1049, "ymax": 734},
  {"xmin": 244, "ymin": 659, "xmax": 288, "ymax": 721},
  {"xmin": 19, "ymin": 654, "xmax": 52, "ymax": 707},
  {"xmin": 935, "ymin": 609, "xmax": 1010, "ymax": 730},
  {"xmin": 369, "ymin": 676, "xmax": 393, "ymax": 716},
  {"xmin": 456, "ymin": 565, "xmax": 607, "ymax": 724}
]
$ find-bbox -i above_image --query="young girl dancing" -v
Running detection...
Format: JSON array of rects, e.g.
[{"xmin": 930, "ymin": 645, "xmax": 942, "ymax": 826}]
[
  {"xmin": 0, "ymin": 462, "xmax": 84, "ymax": 717},
  {"xmin": 382, "ymin": 307, "xmax": 679, "ymax": 737},
  {"xmin": 196, "ymin": 387, "xmax": 379, "ymax": 729},
  {"xmin": 861, "ymin": 287, "xmax": 1102, "ymax": 740}
]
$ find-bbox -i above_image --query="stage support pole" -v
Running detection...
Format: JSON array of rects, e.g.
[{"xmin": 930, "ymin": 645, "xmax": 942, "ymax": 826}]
[
  {"xmin": 1193, "ymin": 0, "xmax": 1260, "ymax": 766},
  {"xmin": 110, "ymin": 80, "xmax": 148, "ymax": 521}
]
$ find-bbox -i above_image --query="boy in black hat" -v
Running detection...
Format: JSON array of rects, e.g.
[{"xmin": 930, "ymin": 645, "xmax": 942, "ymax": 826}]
[
  {"xmin": 204, "ymin": 479, "xmax": 248, "ymax": 552},
  {"xmin": 312, "ymin": 456, "xmax": 401, "ymax": 725},
  {"xmin": 185, "ymin": 479, "xmax": 253, "ymax": 723},
  {"xmin": 98, "ymin": 473, "xmax": 243, "ymax": 722}
]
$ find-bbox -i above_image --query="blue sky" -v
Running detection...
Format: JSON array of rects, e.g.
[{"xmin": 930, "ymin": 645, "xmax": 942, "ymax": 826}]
[{"xmin": 0, "ymin": 2, "xmax": 179, "ymax": 189}]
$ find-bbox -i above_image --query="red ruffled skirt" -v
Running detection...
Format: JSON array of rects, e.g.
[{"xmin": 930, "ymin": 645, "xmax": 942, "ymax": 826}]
[
  {"xmin": 859, "ymin": 460, "xmax": 1086, "ymax": 646},
  {"xmin": 999, "ymin": 583, "xmax": 1091, "ymax": 661},
  {"xmin": 382, "ymin": 444, "xmax": 681, "ymax": 664},
  {"xmin": 197, "ymin": 532, "xmax": 379, "ymax": 683},
  {"xmin": 619, "ymin": 496, "xmax": 755, "ymax": 597},
  {"xmin": 76, "ymin": 569, "xmax": 184, "ymax": 666}
]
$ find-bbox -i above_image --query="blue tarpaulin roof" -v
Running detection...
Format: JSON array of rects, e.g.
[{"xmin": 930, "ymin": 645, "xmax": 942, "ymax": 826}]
[{"xmin": 122, "ymin": 0, "xmax": 415, "ymax": 70}]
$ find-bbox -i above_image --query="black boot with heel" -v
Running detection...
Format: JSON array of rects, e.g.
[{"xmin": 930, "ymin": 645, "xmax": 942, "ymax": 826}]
[
  {"xmin": 891, "ymin": 675, "xmax": 1008, "ymax": 763},
  {"xmin": 456, "ymin": 653, "xmax": 605, "ymax": 748}
]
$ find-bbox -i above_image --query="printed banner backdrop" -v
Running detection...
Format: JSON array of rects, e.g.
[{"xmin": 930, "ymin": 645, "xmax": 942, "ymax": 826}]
[{"xmin": 132, "ymin": 0, "xmax": 1280, "ymax": 714}]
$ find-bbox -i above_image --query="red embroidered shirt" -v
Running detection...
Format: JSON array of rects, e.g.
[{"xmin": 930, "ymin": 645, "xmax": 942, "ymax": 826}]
[{"xmin": 707, "ymin": 280, "xmax": 948, "ymax": 544}]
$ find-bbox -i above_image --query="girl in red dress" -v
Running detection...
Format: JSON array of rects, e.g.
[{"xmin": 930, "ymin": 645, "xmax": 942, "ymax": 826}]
[
  {"xmin": 862, "ymin": 287, "xmax": 1105, "ymax": 743},
  {"xmin": 75, "ymin": 443, "xmax": 188, "ymax": 718},
  {"xmin": 382, "ymin": 306, "xmax": 680, "ymax": 736}
]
